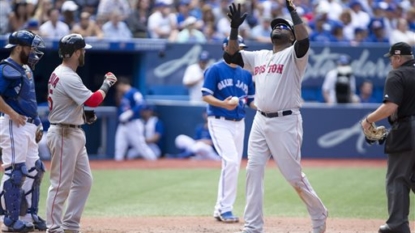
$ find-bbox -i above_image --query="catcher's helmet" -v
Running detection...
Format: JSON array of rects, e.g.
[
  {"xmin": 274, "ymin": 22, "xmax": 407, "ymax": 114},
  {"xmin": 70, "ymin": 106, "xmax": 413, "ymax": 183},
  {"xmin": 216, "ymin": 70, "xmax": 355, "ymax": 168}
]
[
  {"xmin": 58, "ymin": 34, "xmax": 92, "ymax": 58},
  {"xmin": 270, "ymin": 18, "xmax": 296, "ymax": 41},
  {"xmin": 4, "ymin": 30, "xmax": 45, "ymax": 49}
]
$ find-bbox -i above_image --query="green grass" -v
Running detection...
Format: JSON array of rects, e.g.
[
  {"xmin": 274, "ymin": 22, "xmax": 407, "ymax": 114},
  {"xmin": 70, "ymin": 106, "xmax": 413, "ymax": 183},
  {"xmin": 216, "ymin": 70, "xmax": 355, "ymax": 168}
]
[{"xmin": 37, "ymin": 167, "xmax": 415, "ymax": 220}]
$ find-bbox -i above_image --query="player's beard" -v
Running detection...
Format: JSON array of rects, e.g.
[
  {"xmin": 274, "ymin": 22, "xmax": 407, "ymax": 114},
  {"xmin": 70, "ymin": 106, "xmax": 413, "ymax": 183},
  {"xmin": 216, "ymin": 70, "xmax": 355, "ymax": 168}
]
[
  {"xmin": 19, "ymin": 49, "xmax": 29, "ymax": 65},
  {"xmin": 271, "ymin": 32, "xmax": 291, "ymax": 44},
  {"xmin": 78, "ymin": 53, "xmax": 85, "ymax": 67}
]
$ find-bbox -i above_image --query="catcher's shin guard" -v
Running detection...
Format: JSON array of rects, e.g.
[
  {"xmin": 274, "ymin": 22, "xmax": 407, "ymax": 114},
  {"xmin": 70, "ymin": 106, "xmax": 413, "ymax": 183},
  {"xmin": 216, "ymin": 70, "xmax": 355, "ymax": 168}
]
[
  {"xmin": 21, "ymin": 159, "xmax": 46, "ymax": 230},
  {"xmin": 3, "ymin": 163, "xmax": 28, "ymax": 223},
  {"xmin": 22, "ymin": 159, "xmax": 45, "ymax": 215}
]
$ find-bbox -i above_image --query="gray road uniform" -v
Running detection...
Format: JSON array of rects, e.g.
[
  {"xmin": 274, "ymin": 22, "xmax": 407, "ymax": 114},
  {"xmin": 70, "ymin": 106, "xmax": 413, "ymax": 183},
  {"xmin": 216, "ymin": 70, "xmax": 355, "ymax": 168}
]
[{"xmin": 46, "ymin": 65, "xmax": 93, "ymax": 233}]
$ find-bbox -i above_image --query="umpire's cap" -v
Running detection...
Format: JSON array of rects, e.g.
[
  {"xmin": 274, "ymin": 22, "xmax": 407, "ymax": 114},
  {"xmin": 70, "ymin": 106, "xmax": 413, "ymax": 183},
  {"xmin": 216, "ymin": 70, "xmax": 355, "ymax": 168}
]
[
  {"xmin": 5, "ymin": 30, "xmax": 45, "ymax": 49},
  {"xmin": 58, "ymin": 34, "xmax": 92, "ymax": 58},
  {"xmin": 384, "ymin": 42, "xmax": 413, "ymax": 57}
]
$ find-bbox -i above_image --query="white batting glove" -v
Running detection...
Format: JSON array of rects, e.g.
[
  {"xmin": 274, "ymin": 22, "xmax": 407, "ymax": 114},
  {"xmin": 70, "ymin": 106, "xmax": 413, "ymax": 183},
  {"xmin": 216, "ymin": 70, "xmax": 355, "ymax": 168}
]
[{"xmin": 104, "ymin": 72, "xmax": 117, "ymax": 87}]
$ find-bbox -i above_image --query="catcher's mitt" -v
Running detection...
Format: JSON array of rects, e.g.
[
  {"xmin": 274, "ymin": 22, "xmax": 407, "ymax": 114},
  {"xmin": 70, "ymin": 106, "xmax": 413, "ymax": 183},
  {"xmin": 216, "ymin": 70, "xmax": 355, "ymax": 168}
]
[
  {"xmin": 35, "ymin": 124, "xmax": 43, "ymax": 143},
  {"xmin": 363, "ymin": 122, "xmax": 387, "ymax": 145},
  {"xmin": 83, "ymin": 110, "xmax": 97, "ymax": 125}
]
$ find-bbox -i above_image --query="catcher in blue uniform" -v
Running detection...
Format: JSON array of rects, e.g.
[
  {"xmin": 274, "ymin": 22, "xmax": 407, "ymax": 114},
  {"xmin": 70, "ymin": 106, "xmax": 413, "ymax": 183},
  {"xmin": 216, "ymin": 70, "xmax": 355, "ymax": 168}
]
[{"xmin": 0, "ymin": 30, "xmax": 47, "ymax": 232}]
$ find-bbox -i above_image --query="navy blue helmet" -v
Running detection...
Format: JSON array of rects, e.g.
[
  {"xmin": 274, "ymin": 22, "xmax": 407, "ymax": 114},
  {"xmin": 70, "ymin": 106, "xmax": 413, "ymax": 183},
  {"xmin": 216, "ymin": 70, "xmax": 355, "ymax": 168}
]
[
  {"xmin": 5, "ymin": 30, "xmax": 45, "ymax": 70},
  {"xmin": 5, "ymin": 30, "xmax": 45, "ymax": 49},
  {"xmin": 58, "ymin": 34, "xmax": 92, "ymax": 58},
  {"xmin": 222, "ymin": 35, "xmax": 247, "ymax": 49}
]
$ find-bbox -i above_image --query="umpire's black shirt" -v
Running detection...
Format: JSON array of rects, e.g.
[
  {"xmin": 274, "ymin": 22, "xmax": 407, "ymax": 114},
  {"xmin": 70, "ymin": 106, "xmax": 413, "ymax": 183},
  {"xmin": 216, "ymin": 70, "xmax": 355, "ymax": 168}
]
[{"xmin": 383, "ymin": 59, "xmax": 415, "ymax": 120}]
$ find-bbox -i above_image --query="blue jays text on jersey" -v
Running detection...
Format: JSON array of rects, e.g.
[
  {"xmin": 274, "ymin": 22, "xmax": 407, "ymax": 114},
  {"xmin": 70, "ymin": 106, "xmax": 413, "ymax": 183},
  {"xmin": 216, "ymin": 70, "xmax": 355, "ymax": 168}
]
[
  {"xmin": 202, "ymin": 60, "xmax": 255, "ymax": 120},
  {"xmin": 0, "ymin": 58, "xmax": 39, "ymax": 119},
  {"xmin": 118, "ymin": 87, "xmax": 144, "ymax": 120}
]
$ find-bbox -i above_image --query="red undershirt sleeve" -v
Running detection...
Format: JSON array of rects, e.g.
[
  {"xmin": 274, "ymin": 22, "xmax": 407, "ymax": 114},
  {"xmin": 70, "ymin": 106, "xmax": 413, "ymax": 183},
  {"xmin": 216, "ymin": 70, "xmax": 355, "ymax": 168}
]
[{"xmin": 84, "ymin": 91, "xmax": 104, "ymax": 107}]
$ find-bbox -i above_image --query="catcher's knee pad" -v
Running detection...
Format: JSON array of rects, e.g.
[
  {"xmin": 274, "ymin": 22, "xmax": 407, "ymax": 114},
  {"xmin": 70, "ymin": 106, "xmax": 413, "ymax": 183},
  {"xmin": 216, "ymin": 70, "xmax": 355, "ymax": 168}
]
[
  {"xmin": 22, "ymin": 159, "xmax": 45, "ymax": 216},
  {"xmin": 3, "ymin": 163, "xmax": 28, "ymax": 222}
]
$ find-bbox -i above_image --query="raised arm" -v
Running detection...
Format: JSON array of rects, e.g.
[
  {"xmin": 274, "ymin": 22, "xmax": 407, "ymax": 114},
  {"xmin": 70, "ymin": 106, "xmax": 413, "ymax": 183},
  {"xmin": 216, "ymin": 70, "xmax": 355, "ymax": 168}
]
[
  {"xmin": 226, "ymin": 3, "xmax": 247, "ymax": 55},
  {"xmin": 286, "ymin": 0, "xmax": 308, "ymax": 41},
  {"xmin": 286, "ymin": 0, "xmax": 309, "ymax": 57}
]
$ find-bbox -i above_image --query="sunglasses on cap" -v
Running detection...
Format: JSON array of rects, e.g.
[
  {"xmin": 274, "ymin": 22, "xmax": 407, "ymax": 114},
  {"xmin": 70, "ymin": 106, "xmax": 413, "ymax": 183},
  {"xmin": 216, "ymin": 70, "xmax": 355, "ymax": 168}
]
[{"xmin": 273, "ymin": 24, "xmax": 291, "ymax": 31}]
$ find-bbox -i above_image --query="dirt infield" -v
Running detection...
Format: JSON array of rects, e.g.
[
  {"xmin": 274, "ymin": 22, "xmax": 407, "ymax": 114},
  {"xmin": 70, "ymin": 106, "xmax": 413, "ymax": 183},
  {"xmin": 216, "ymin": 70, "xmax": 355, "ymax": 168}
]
[{"xmin": 50, "ymin": 159, "xmax": 401, "ymax": 233}]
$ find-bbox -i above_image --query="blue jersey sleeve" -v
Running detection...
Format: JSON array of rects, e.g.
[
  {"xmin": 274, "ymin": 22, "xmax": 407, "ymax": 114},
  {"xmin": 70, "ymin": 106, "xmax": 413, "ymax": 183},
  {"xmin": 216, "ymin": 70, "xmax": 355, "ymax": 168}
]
[
  {"xmin": 201, "ymin": 65, "xmax": 217, "ymax": 96},
  {"xmin": 194, "ymin": 124, "xmax": 204, "ymax": 140},
  {"xmin": 246, "ymin": 72, "xmax": 255, "ymax": 105},
  {"xmin": 155, "ymin": 120, "xmax": 164, "ymax": 136}
]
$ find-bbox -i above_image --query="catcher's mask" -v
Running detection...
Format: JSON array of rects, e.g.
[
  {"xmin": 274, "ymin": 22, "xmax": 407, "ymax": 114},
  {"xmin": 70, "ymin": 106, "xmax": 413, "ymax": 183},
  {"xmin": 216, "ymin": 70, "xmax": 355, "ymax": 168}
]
[
  {"xmin": 5, "ymin": 30, "xmax": 45, "ymax": 70},
  {"xmin": 58, "ymin": 33, "xmax": 92, "ymax": 58}
]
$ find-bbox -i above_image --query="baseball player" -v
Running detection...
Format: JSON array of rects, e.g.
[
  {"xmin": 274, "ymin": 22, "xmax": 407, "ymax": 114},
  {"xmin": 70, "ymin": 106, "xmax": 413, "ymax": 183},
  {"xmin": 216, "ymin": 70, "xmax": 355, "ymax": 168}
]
[
  {"xmin": 225, "ymin": 2, "xmax": 328, "ymax": 233},
  {"xmin": 45, "ymin": 34, "xmax": 117, "ymax": 233},
  {"xmin": 202, "ymin": 36, "xmax": 255, "ymax": 223},
  {"xmin": 114, "ymin": 78, "xmax": 157, "ymax": 161},
  {"xmin": 173, "ymin": 110, "xmax": 220, "ymax": 160},
  {"xmin": 182, "ymin": 50, "xmax": 210, "ymax": 102},
  {"xmin": 126, "ymin": 104, "xmax": 165, "ymax": 159},
  {"xmin": 0, "ymin": 30, "xmax": 47, "ymax": 232}
]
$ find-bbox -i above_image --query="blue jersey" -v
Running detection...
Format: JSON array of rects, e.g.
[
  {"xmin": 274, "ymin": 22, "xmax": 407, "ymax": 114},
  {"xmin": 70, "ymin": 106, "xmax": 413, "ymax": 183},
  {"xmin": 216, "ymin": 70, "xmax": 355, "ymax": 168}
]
[
  {"xmin": 202, "ymin": 60, "xmax": 255, "ymax": 119},
  {"xmin": 118, "ymin": 87, "xmax": 144, "ymax": 120},
  {"xmin": 194, "ymin": 123, "xmax": 217, "ymax": 153},
  {"xmin": 0, "ymin": 58, "xmax": 38, "ymax": 118},
  {"xmin": 194, "ymin": 123, "xmax": 211, "ymax": 141},
  {"xmin": 38, "ymin": 101, "xmax": 50, "ymax": 131}
]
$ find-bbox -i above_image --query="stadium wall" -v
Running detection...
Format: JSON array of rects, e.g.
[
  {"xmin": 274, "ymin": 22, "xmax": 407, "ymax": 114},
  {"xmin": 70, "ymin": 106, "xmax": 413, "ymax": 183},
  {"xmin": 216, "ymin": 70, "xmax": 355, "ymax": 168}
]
[{"xmin": 0, "ymin": 38, "xmax": 400, "ymax": 159}]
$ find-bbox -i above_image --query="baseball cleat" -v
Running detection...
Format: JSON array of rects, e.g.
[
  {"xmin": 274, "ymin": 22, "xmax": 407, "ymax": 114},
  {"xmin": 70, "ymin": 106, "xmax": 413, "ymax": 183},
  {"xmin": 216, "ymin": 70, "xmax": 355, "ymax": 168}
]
[
  {"xmin": 312, "ymin": 222, "xmax": 326, "ymax": 233},
  {"xmin": 32, "ymin": 216, "xmax": 47, "ymax": 231},
  {"xmin": 217, "ymin": 211, "xmax": 239, "ymax": 223},
  {"xmin": 1, "ymin": 220, "xmax": 33, "ymax": 232}
]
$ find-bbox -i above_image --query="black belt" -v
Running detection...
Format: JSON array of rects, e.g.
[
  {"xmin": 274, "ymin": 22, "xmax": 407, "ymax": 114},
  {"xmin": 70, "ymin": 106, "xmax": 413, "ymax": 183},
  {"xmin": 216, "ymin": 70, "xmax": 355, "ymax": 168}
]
[
  {"xmin": 259, "ymin": 110, "xmax": 293, "ymax": 118},
  {"xmin": 213, "ymin": 116, "xmax": 243, "ymax": 122},
  {"xmin": 0, "ymin": 113, "xmax": 35, "ymax": 123},
  {"xmin": 51, "ymin": 123, "xmax": 82, "ymax": 128}
]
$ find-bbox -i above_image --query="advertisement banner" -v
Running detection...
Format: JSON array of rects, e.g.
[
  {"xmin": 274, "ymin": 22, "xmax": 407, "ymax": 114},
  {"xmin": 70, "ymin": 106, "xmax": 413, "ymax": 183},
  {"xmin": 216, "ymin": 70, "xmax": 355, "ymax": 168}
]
[{"xmin": 145, "ymin": 43, "xmax": 397, "ymax": 91}]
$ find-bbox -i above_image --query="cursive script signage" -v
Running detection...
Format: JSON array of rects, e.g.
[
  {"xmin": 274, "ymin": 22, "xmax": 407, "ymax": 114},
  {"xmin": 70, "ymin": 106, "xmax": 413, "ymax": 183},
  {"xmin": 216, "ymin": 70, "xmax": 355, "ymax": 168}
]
[{"xmin": 146, "ymin": 43, "xmax": 395, "ymax": 92}]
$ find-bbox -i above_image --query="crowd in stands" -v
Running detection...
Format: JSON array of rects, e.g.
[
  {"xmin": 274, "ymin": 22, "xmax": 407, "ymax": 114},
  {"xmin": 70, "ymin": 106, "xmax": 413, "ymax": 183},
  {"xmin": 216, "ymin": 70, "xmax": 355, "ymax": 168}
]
[{"xmin": 0, "ymin": 0, "xmax": 414, "ymax": 45}]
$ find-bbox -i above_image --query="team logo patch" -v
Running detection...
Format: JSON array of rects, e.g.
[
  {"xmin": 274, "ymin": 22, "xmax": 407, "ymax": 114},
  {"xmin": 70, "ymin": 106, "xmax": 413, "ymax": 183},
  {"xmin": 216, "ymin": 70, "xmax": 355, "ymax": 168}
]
[
  {"xmin": 394, "ymin": 50, "xmax": 401, "ymax": 55},
  {"xmin": 24, "ymin": 65, "xmax": 32, "ymax": 79},
  {"xmin": 26, "ymin": 71, "xmax": 32, "ymax": 79}
]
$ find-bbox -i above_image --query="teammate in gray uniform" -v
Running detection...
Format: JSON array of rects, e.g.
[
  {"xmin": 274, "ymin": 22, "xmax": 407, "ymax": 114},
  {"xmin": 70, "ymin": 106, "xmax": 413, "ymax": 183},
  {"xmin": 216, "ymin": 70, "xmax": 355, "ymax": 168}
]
[
  {"xmin": 225, "ymin": 2, "xmax": 327, "ymax": 233},
  {"xmin": 0, "ymin": 30, "xmax": 47, "ymax": 232},
  {"xmin": 45, "ymin": 34, "xmax": 117, "ymax": 233}
]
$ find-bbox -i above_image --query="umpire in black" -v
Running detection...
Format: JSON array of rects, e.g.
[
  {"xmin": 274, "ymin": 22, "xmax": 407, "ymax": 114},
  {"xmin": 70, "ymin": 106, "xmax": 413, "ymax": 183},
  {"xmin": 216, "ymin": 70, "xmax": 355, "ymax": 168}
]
[{"xmin": 361, "ymin": 42, "xmax": 415, "ymax": 233}]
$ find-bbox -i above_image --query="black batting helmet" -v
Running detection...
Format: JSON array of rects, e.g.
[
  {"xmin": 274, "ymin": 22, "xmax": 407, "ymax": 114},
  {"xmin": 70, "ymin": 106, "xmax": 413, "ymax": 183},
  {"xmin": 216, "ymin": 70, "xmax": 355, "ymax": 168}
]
[
  {"xmin": 270, "ymin": 18, "xmax": 296, "ymax": 41},
  {"xmin": 58, "ymin": 34, "xmax": 92, "ymax": 58}
]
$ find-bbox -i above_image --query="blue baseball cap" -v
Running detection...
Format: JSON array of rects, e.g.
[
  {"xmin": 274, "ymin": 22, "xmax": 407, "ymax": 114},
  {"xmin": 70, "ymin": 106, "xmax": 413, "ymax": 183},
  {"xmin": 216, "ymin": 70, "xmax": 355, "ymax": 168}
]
[
  {"xmin": 223, "ymin": 35, "xmax": 247, "ymax": 49},
  {"xmin": 141, "ymin": 104, "xmax": 155, "ymax": 111},
  {"xmin": 199, "ymin": 50, "xmax": 210, "ymax": 61},
  {"xmin": 337, "ymin": 55, "xmax": 351, "ymax": 65}
]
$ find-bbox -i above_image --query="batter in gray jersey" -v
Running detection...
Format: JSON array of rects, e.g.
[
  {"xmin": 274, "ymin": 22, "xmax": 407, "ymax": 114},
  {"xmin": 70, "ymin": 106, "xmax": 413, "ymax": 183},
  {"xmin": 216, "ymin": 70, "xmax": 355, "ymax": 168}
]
[
  {"xmin": 48, "ymin": 65, "xmax": 92, "ymax": 125},
  {"xmin": 225, "ymin": 2, "xmax": 327, "ymax": 233},
  {"xmin": 45, "ymin": 34, "xmax": 117, "ymax": 233},
  {"xmin": 241, "ymin": 46, "xmax": 306, "ymax": 112}
]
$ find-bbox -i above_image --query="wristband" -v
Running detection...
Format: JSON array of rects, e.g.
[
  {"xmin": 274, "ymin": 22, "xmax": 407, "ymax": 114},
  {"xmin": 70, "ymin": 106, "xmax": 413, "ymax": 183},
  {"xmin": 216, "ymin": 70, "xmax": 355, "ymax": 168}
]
[
  {"xmin": 290, "ymin": 11, "xmax": 303, "ymax": 25},
  {"xmin": 229, "ymin": 28, "xmax": 238, "ymax": 41},
  {"xmin": 99, "ymin": 81, "xmax": 111, "ymax": 94},
  {"xmin": 365, "ymin": 117, "xmax": 371, "ymax": 124}
]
